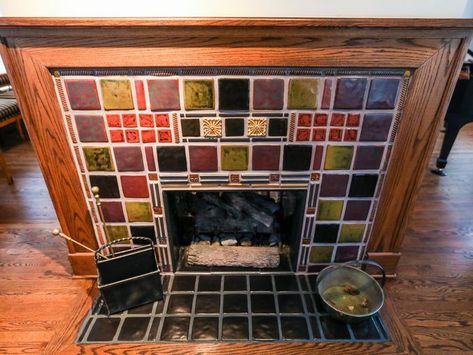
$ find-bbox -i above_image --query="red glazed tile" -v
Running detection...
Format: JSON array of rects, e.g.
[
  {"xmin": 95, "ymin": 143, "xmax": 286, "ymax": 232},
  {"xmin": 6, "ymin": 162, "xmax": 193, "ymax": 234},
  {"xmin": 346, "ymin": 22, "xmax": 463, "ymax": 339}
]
[
  {"xmin": 106, "ymin": 114, "xmax": 121, "ymax": 127},
  {"xmin": 296, "ymin": 128, "xmax": 311, "ymax": 141},
  {"xmin": 141, "ymin": 130, "xmax": 156, "ymax": 143},
  {"xmin": 120, "ymin": 175, "xmax": 149, "ymax": 198},
  {"xmin": 148, "ymin": 173, "xmax": 158, "ymax": 180},
  {"xmin": 74, "ymin": 115, "xmax": 108, "ymax": 142},
  {"xmin": 298, "ymin": 113, "xmax": 312, "ymax": 127},
  {"xmin": 329, "ymin": 128, "xmax": 343, "ymax": 141},
  {"xmin": 125, "ymin": 129, "xmax": 140, "ymax": 143},
  {"xmin": 101, "ymin": 201, "xmax": 125, "ymax": 222},
  {"xmin": 253, "ymin": 145, "xmax": 280, "ymax": 171},
  {"xmin": 145, "ymin": 146, "xmax": 156, "ymax": 171},
  {"xmin": 148, "ymin": 79, "xmax": 180, "ymax": 111},
  {"xmin": 155, "ymin": 114, "xmax": 170, "ymax": 127},
  {"xmin": 346, "ymin": 113, "xmax": 360, "ymax": 127},
  {"xmin": 321, "ymin": 78, "xmax": 332, "ymax": 109},
  {"xmin": 64, "ymin": 79, "xmax": 101, "ymax": 110},
  {"xmin": 158, "ymin": 130, "xmax": 172, "ymax": 143},
  {"xmin": 134, "ymin": 80, "xmax": 147, "ymax": 110},
  {"xmin": 312, "ymin": 146, "xmax": 323, "ymax": 170},
  {"xmin": 312, "ymin": 128, "xmax": 326, "ymax": 141},
  {"xmin": 139, "ymin": 114, "xmax": 154, "ymax": 127},
  {"xmin": 122, "ymin": 114, "xmax": 137, "ymax": 127},
  {"xmin": 253, "ymin": 79, "xmax": 284, "ymax": 110},
  {"xmin": 331, "ymin": 113, "xmax": 345, "ymax": 126},
  {"xmin": 189, "ymin": 146, "xmax": 218, "ymax": 172},
  {"xmin": 344, "ymin": 129, "xmax": 358, "ymax": 141},
  {"xmin": 114, "ymin": 147, "xmax": 144, "ymax": 171},
  {"xmin": 110, "ymin": 130, "xmax": 124, "ymax": 143},
  {"xmin": 314, "ymin": 113, "xmax": 328, "ymax": 126}
]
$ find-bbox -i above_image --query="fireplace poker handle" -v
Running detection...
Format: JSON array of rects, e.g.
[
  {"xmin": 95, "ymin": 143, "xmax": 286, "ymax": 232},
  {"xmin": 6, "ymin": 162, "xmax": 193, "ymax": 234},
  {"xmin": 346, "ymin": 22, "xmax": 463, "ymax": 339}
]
[{"xmin": 52, "ymin": 228, "xmax": 108, "ymax": 259}]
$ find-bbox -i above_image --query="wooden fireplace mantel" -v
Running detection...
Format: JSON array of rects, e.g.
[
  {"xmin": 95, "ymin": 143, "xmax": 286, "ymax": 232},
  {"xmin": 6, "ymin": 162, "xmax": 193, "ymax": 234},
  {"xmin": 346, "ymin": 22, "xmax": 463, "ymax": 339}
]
[{"xmin": 0, "ymin": 18, "xmax": 471, "ymax": 276}]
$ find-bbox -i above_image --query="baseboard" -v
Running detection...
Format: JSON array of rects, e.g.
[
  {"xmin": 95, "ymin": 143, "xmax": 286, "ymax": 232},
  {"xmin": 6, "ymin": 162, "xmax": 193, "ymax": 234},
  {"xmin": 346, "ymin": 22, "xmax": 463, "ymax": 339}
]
[
  {"xmin": 68, "ymin": 252, "xmax": 97, "ymax": 278},
  {"xmin": 367, "ymin": 252, "xmax": 401, "ymax": 277}
]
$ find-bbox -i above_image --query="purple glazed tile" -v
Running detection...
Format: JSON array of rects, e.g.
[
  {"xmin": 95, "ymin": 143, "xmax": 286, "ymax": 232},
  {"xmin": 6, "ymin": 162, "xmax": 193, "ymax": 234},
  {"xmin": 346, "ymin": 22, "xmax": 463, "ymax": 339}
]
[
  {"xmin": 74, "ymin": 115, "xmax": 108, "ymax": 142},
  {"xmin": 334, "ymin": 78, "xmax": 367, "ymax": 109},
  {"xmin": 366, "ymin": 79, "xmax": 400, "ymax": 109},
  {"xmin": 335, "ymin": 246, "xmax": 360, "ymax": 262},
  {"xmin": 148, "ymin": 79, "xmax": 180, "ymax": 111},
  {"xmin": 101, "ymin": 201, "xmax": 125, "ymax": 222},
  {"xmin": 253, "ymin": 79, "xmax": 284, "ymax": 110},
  {"xmin": 120, "ymin": 175, "xmax": 149, "ymax": 198},
  {"xmin": 145, "ymin": 146, "xmax": 156, "ymax": 171},
  {"xmin": 321, "ymin": 79, "xmax": 332, "ymax": 109},
  {"xmin": 252, "ymin": 145, "xmax": 280, "ymax": 171},
  {"xmin": 64, "ymin": 79, "xmax": 101, "ymax": 110},
  {"xmin": 320, "ymin": 174, "xmax": 349, "ymax": 197},
  {"xmin": 189, "ymin": 146, "xmax": 218, "ymax": 172},
  {"xmin": 354, "ymin": 146, "xmax": 384, "ymax": 170},
  {"xmin": 360, "ymin": 113, "xmax": 393, "ymax": 142},
  {"xmin": 344, "ymin": 200, "xmax": 371, "ymax": 221},
  {"xmin": 113, "ymin": 147, "xmax": 144, "ymax": 171}
]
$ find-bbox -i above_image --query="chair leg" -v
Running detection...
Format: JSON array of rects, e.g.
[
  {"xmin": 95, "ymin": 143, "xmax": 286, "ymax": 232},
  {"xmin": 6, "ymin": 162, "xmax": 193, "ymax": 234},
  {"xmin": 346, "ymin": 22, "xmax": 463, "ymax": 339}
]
[
  {"xmin": 15, "ymin": 116, "xmax": 26, "ymax": 141},
  {"xmin": 0, "ymin": 147, "xmax": 13, "ymax": 185}
]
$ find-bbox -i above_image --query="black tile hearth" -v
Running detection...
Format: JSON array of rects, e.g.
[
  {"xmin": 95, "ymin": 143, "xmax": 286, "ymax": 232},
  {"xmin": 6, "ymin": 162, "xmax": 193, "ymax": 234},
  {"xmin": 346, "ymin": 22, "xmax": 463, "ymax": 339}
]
[{"xmin": 77, "ymin": 273, "xmax": 390, "ymax": 344}]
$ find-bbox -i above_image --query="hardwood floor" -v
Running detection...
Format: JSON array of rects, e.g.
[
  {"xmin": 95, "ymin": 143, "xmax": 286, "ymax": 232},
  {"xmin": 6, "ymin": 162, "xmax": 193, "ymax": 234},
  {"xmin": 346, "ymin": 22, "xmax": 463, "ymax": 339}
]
[{"xmin": 0, "ymin": 125, "xmax": 472, "ymax": 354}]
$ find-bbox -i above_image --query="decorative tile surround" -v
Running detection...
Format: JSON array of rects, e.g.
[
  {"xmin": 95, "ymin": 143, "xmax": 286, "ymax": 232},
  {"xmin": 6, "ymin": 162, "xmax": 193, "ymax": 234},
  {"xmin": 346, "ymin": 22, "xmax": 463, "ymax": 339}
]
[{"xmin": 54, "ymin": 68, "xmax": 409, "ymax": 273}]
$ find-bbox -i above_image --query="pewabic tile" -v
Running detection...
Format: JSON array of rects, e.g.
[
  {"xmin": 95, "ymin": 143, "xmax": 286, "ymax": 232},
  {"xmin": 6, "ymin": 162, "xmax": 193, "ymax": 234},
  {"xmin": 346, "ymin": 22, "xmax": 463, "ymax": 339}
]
[
  {"xmin": 83, "ymin": 147, "xmax": 114, "ymax": 171},
  {"xmin": 320, "ymin": 174, "xmax": 349, "ymax": 197},
  {"xmin": 349, "ymin": 174, "xmax": 379, "ymax": 197},
  {"xmin": 313, "ymin": 224, "xmax": 339, "ymax": 243},
  {"xmin": 354, "ymin": 146, "xmax": 384, "ymax": 170},
  {"xmin": 74, "ymin": 115, "xmax": 108, "ymax": 142},
  {"xmin": 181, "ymin": 119, "xmax": 200, "ymax": 137},
  {"xmin": 120, "ymin": 175, "xmax": 149, "ymax": 198},
  {"xmin": 125, "ymin": 202, "xmax": 153, "ymax": 222},
  {"xmin": 113, "ymin": 147, "xmax": 144, "ymax": 171},
  {"xmin": 360, "ymin": 113, "xmax": 393, "ymax": 142},
  {"xmin": 64, "ymin": 79, "xmax": 101, "ymax": 110},
  {"xmin": 184, "ymin": 80, "xmax": 214, "ymax": 110},
  {"xmin": 89, "ymin": 175, "xmax": 120, "ymax": 198},
  {"xmin": 268, "ymin": 118, "xmax": 287, "ymax": 136},
  {"xmin": 189, "ymin": 146, "xmax": 218, "ymax": 172},
  {"xmin": 335, "ymin": 245, "xmax": 359, "ymax": 262},
  {"xmin": 334, "ymin": 78, "xmax": 367, "ymax": 109},
  {"xmin": 288, "ymin": 79, "xmax": 318, "ymax": 109},
  {"xmin": 247, "ymin": 118, "xmax": 267, "ymax": 136},
  {"xmin": 366, "ymin": 79, "xmax": 400, "ymax": 109},
  {"xmin": 134, "ymin": 80, "xmax": 147, "ymax": 110},
  {"xmin": 321, "ymin": 79, "xmax": 332, "ymax": 109},
  {"xmin": 339, "ymin": 224, "xmax": 365, "ymax": 243},
  {"xmin": 106, "ymin": 225, "xmax": 129, "ymax": 241},
  {"xmin": 157, "ymin": 146, "xmax": 187, "ymax": 172},
  {"xmin": 317, "ymin": 200, "xmax": 343, "ymax": 221},
  {"xmin": 253, "ymin": 145, "xmax": 280, "ymax": 171},
  {"xmin": 253, "ymin": 79, "xmax": 284, "ymax": 110},
  {"xmin": 283, "ymin": 145, "xmax": 312, "ymax": 171},
  {"xmin": 324, "ymin": 145, "xmax": 353, "ymax": 170},
  {"xmin": 221, "ymin": 146, "xmax": 248, "ymax": 171},
  {"xmin": 130, "ymin": 225, "xmax": 156, "ymax": 243},
  {"xmin": 202, "ymin": 118, "xmax": 222, "ymax": 137},
  {"xmin": 148, "ymin": 79, "xmax": 180, "ymax": 111},
  {"xmin": 100, "ymin": 79, "xmax": 134, "ymax": 110},
  {"xmin": 219, "ymin": 79, "xmax": 249, "ymax": 111},
  {"xmin": 309, "ymin": 246, "xmax": 334, "ymax": 263},
  {"xmin": 101, "ymin": 201, "xmax": 125, "ymax": 222},
  {"xmin": 344, "ymin": 200, "xmax": 371, "ymax": 221},
  {"xmin": 225, "ymin": 118, "xmax": 244, "ymax": 136}
]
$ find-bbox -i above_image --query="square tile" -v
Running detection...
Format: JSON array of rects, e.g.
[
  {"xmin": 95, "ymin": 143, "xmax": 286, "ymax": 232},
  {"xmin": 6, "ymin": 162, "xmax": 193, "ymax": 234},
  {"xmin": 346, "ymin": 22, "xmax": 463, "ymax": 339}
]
[
  {"xmin": 125, "ymin": 202, "xmax": 153, "ymax": 222},
  {"xmin": 278, "ymin": 294, "xmax": 304, "ymax": 313},
  {"xmin": 89, "ymin": 175, "xmax": 120, "ymax": 198},
  {"xmin": 313, "ymin": 224, "xmax": 339, "ymax": 243},
  {"xmin": 314, "ymin": 113, "xmax": 328, "ymax": 126},
  {"xmin": 334, "ymin": 78, "xmax": 367, "ymax": 109},
  {"xmin": 160, "ymin": 317, "xmax": 189, "ymax": 341},
  {"xmin": 83, "ymin": 147, "xmax": 114, "ymax": 171},
  {"xmin": 275, "ymin": 275, "xmax": 299, "ymax": 291},
  {"xmin": 181, "ymin": 119, "xmax": 200, "ymax": 137},
  {"xmin": 331, "ymin": 113, "xmax": 345, "ymax": 126},
  {"xmin": 222, "ymin": 317, "xmax": 248, "ymax": 340},
  {"xmin": 344, "ymin": 129, "xmax": 358, "ymax": 141},
  {"xmin": 320, "ymin": 174, "xmax": 349, "ymax": 197},
  {"xmin": 192, "ymin": 317, "xmax": 218, "ymax": 340},
  {"xmin": 114, "ymin": 147, "xmax": 144, "ymax": 171},
  {"xmin": 189, "ymin": 146, "xmax": 218, "ymax": 172},
  {"xmin": 366, "ymin": 79, "xmax": 400, "ymax": 109},
  {"xmin": 320, "ymin": 316, "xmax": 350, "ymax": 339},
  {"xmin": 75, "ymin": 115, "xmax": 108, "ymax": 142},
  {"xmin": 106, "ymin": 114, "xmax": 121, "ymax": 127},
  {"xmin": 339, "ymin": 224, "xmax": 365, "ymax": 243},
  {"xmin": 329, "ymin": 128, "xmax": 343, "ymax": 141},
  {"xmin": 252, "ymin": 316, "xmax": 279, "ymax": 340},
  {"xmin": 317, "ymin": 200, "xmax": 344, "ymax": 220},
  {"xmin": 142, "ymin": 130, "xmax": 156, "ymax": 143},
  {"xmin": 253, "ymin": 79, "xmax": 284, "ymax": 110},
  {"xmin": 298, "ymin": 113, "xmax": 312, "ymax": 127},
  {"xmin": 120, "ymin": 175, "xmax": 149, "ymax": 198},
  {"xmin": 130, "ymin": 225, "xmax": 156, "ymax": 243},
  {"xmin": 280, "ymin": 317, "xmax": 309, "ymax": 340},
  {"xmin": 86, "ymin": 317, "xmax": 120, "ymax": 341},
  {"xmin": 172, "ymin": 275, "xmax": 196, "ymax": 291},
  {"xmin": 224, "ymin": 294, "xmax": 247, "ymax": 313},
  {"xmin": 101, "ymin": 201, "xmax": 125, "ymax": 222},
  {"xmin": 360, "ymin": 113, "xmax": 393, "ymax": 142},
  {"xmin": 309, "ymin": 245, "xmax": 334, "ymax": 263},
  {"xmin": 247, "ymin": 118, "xmax": 267, "ymax": 136},
  {"xmin": 202, "ymin": 118, "xmax": 222, "ymax": 137},
  {"xmin": 110, "ymin": 130, "xmax": 124, "ymax": 142},
  {"xmin": 195, "ymin": 294, "xmax": 220, "ymax": 313},
  {"xmin": 251, "ymin": 294, "xmax": 276, "ymax": 313},
  {"xmin": 100, "ymin": 79, "xmax": 134, "ymax": 110},
  {"xmin": 225, "ymin": 118, "xmax": 244, "ymax": 136},
  {"xmin": 198, "ymin": 275, "xmax": 222, "ymax": 292},
  {"xmin": 139, "ymin": 114, "xmax": 154, "ymax": 127},
  {"xmin": 252, "ymin": 145, "xmax": 280, "ymax": 171},
  {"xmin": 296, "ymin": 128, "xmax": 311, "ymax": 141},
  {"xmin": 184, "ymin": 80, "xmax": 215, "ymax": 110},
  {"xmin": 118, "ymin": 317, "xmax": 150, "ymax": 341},
  {"xmin": 268, "ymin": 118, "xmax": 288, "ymax": 136},
  {"xmin": 157, "ymin": 130, "xmax": 172, "ymax": 143},
  {"xmin": 106, "ymin": 225, "xmax": 129, "ymax": 241},
  {"xmin": 354, "ymin": 146, "xmax": 384, "ymax": 170},
  {"xmin": 121, "ymin": 114, "xmax": 136, "ymax": 128},
  {"xmin": 288, "ymin": 79, "xmax": 318, "ymax": 109},
  {"xmin": 312, "ymin": 128, "xmax": 326, "ymax": 141},
  {"xmin": 157, "ymin": 146, "xmax": 187, "ymax": 172},
  {"xmin": 344, "ymin": 200, "xmax": 371, "ymax": 221},
  {"xmin": 148, "ymin": 79, "xmax": 180, "ymax": 111},
  {"xmin": 324, "ymin": 145, "xmax": 354, "ymax": 170},
  {"xmin": 283, "ymin": 145, "xmax": 312, "ymax": 171},
  {"xmin": 64, "ymin": 79, "xmax": 100, "ymax": 110},
  {"xmin": 156, "ymin": 114, "xmax": 170, "ymax": 127},
  {"xmin": 321, "ymin": 78, "xmax": 333, "ymax": 109},
  {"xmin": 349, "ymin": 174, "xmax": 379, "ymax": 197},
  {"xmin": 134, "ymin": 80, "xmax": 146, "ymax": 110},
  {"xmin": 167, "ymin": 294, "xmax": 193, "ymax": 314},
  {"xmin": 335, "ymin": 245, "xmax": 360, "ymax": 262},
  {"xmin": 219, "ymin": 79, "xmax": 249, "ymax": 111},
  {"xmin": 224, "ymin": 275, "xmax": 247, "ymax": 291},
  {"xmin": 125, "ymin": 129, "xmax": 140, "ymax": 143},
  {"xmin": 250, "ymin": 275, "xmax": 273, "ymax": 291},
  {"xmin": 346, "ymin": 113, "xmax": 361, "ymax": 127},
  {"xmin": 221, "ymin": 146, "xmax": 248, "ymax": 171}
]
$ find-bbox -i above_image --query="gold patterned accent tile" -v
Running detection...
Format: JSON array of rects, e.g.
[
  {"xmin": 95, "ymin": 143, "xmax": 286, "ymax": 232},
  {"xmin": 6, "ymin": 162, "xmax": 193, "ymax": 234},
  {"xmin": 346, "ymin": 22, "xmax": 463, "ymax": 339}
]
[
  {"xmin": 202, "ymin": 118, "xmax": 222, "ymax": 137},
  {"xmin": 247, "ymin": 118, "xmax": 267, "ymax": 136}
]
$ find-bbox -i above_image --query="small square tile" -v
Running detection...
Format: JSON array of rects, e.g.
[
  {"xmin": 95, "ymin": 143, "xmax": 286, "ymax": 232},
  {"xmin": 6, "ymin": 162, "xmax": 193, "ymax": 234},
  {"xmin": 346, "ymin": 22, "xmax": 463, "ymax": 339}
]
[
  {"xmin": 120, "ymin": 175, "xmax": 149, "ymax": 198},
  {"xmin": 312, "ymin": 146, "xmax": 323, "ymax": 170},
  {"xmin": 253, "ymin": 79, "xmax": 284, "ymax": 110},
  {"xmin": 329, "ymin": 128, "xmax": 343, "ymax": 141},
  {"xmin": 349, "ymin": 174, "xmax": 379, "ymax": 197},
  {"xmin": 281, "ymin": 316, "xmax": 309, "ymax": 340},
  {"xmin": 219, "ymin": 79, "xmax": 249, "ymax": 111},
  {"xmin": 114, "ymin": 147, "xmax": 144, "ymax": 171},
  {"xmin": 250, "ymin": 275, "xmax": 273, "ymax": 291},
  {"xmin": 324, "ymin": 145, "xmax": 354, "ymax": 170},
  {"xmin": 172, "ymin": 275, "xmax": 196, "ymax": 291},
  {"xmin": 344, "ymin": 129, "xmax": 358, "ymax": 141},
  {"xmin": 331, "ymin": 113, "xmax": 345, "ymax": 126},
  {"xmin": 86, "ymin": 317, "xmax": 120, "ymax": 341},
  {"xmin": 110, "ymin": 130, "xmax": 124, "ymax": 142},
  {"xmin": 89, "ymin": 175, "xmax": 120, "ymax": 198},
  {"xmin": 221, "ymin": 146, "xmax": 248, "ymax": 171},
  {"xmin": 189, "ymin": 146, "xmax": 218, "ymax": 172},
  {"xmin": 75, "ymin": 115, "xmax": 108, "ymax": 142},
  {"xmin": 309, "ymin": 245, "xmax": 334, "ymax": 263},
  {"xmin": 317, "ymin": 200, "xmax": 344, "ymax": 220},
  {"xmin": 366, "ymin": 78, "xmax": 400, "ymax": 109},
  {"xmin": 125, "ymin": 202, "xmax": 153, "ymax": 222},
  {"xmin": 101, "ymin": 201, "xmax": 125, "ymax": 222},
  {"xmin": 298, "ymin": 113, "xmax": 312, "ymax": 127},
  {"xmin": 181, "ymin": 119, "xmax": 200, "ymax": 137},
  {"xmin": 155, "ymin": 114, "xmax": 170, "ymax": 127},
  {"xmin": 145, "ymin": 146, "xmax": 156, "ymax": 171},
  {"xmin": 148, "ymin": 79, "xmax": 180, "ymax": 111},
  {"xmin": 198, "ymin": 275, "xmax": 221, "ymax": 292},
  {"xmin": 192, "ymin": 317, "xmax": 218, "ymax": 340},
  {"xmin": 360, "ymin": 113, "xmax": 393, "ymax": 142},
  {"xmin": 225, "ymin": 118, "xmax": 244, "ymax": 136},
  {"xmin": 157, "ymin": 146, "xmax": 187, "ymax": 172},
  {"xmin": 134, "ymin": 80, "xmax": 146, "ymax": 110},
  {"xmin": 118, "ymin": 317, "xmax": 150, "ymax": 341},
  {"xmin": 157, "ymin": 130, "xmax": 172, "ymax": 143},
  {"xmin": 335, "ymin": 245, "xmax": 360, "ymax": 262},
  {"xmin": 268, "ymin": 118, "xmax": 288, "ymax": 136},
  {"xmin": 195, "ymin": 294, "xmax": 220, "ymax": 313},
  {"xmin": 344, "ymin": 200, "xmax": 371, "ymax": 221},
  {"xmin": 222, "ymin": 317, "xmax": 248, "ymax": 340},
  {"xmin": 64, "ymin": 79, "xmax": 101, "ymax": 111},
  {"xmin": 141, "ymin": 130, "xmax": 156, "ymax": 143},
  {"xmin": 122, "ymin": 114, "xmax": 137, "ymax": 127},
  {"xmin": 321, "ymin": 79, "xmax": 333, "ymax": 109},
  {"xmin": 125, "ymin": 129, "xmax": 140, "ymax": 143},
  {"xmin": 168, "ymin": 294, "xmax": 193, "ymax": 314},
  {"xmin": 106, "ymin": 114, "xmax": 121, "ymax": 127},
  {"xmin": 224, "ymin": 275, "xmax": 247, "ymax": 291},
  {"xmin": 130, "ymin": 225, "xmax": 156, "ymax": 243},
  {"xmin": 346, "ymin": 113, "xmax": 361, "ymax": 127},
  {"xmin": 339, "ymin": 224, "xmax": 365, "ymax": 243},
  {"xmin": 288, "ymin": 79, "xmax": 318, "ymax": 109},
  {"xmin": 312, "ymin": 128, "xmax": 326, "ymax": 141},
  {"xmin": 224, "ymin": 294, "xmax": 247, "ymax": 313},
  {"xmin": 247, "ymin": 118, "xmax": 267, "ymax": 136},
  {"xmin": 334, "ymin": 78, "xmax": 367, "ymax": 109},
  {"xmin": 296, "ymin": 128, "xmax": 311, "ymax": 141},
  {"xmin": 252, "ymin": 145, "xmax": 280, "ymax": 171},
  {"xmin": 252, "ymin": 316, "xmax": 279, "ymax": 340},
  {"xmin": 251, "ymin": 294, "xmax": 276, "ymax": 313},
  {"xmin": 100, "ymin": 79, "xmax": 134, "ymax": 110},
  {"xmin": 275, "ymin": 275, "xmax": 299, "ymax": 291},
  {"xmin": 283, "ymin": 145, "xmax": 312, "ymax": 171},
  {"xmin": 313, "ymin": 224, "xmax": 339, "ymax": 243},
  {"xmin": 354, "ymin": 146, "xmax": 384, "ymax": 170},
  {"xmin": 184, "ymin": 80, "xmax": 214, "ymax": 110},
  {"xmin": 320, "ymin": 174, "xmax": 349, "ymax": 197},
  {"xmin": 83, "ymin": 147, "xmax": 114, "ymax": 171},
  {"xmin": 314, "ymin": 113, "xmax": 328, "ymax": 126},
  {"xmin": 160, "ymin": 317, "xmax": 189, "ymax": 341},
  {"xmin": 139, "ymin": 114, "xmax": 154, "ymax": 127},
  {"xmin": 106, "ymin": 225, "xmax": 129, "ymax": 241},
  {"xmin": 202, "ymin": 118, "xmax": 222, "ymax": 137}
]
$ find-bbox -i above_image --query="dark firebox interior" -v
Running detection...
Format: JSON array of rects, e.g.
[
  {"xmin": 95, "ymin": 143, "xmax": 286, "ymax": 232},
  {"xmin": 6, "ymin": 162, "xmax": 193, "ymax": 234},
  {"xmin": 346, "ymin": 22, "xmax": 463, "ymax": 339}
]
[{"xmin": 163, "ymin": 189, "xmax": 306, "ymax": 272}]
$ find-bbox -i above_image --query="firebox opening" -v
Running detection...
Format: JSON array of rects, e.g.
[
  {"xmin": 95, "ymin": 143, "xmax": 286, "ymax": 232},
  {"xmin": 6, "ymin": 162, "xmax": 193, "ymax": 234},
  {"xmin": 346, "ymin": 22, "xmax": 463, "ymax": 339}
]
[{"xmin": 163, "ymin": 189, "xmax": 306, "ymax": 272}]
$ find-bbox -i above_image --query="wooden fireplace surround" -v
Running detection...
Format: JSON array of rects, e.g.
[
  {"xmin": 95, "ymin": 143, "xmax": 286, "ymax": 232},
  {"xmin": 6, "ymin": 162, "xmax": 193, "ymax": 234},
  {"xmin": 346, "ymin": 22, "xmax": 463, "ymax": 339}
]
[{"xmin": 0, "ymin": 18, "xmax": 471, "ymax": 277}]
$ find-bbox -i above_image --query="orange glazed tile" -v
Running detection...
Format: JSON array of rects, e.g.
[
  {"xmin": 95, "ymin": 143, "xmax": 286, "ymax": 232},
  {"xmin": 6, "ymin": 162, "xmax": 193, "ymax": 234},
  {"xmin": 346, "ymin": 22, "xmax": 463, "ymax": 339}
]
[
  {"xmin": 344, "ymin": 129, "xmax": 358, "ymax": 141},
  {"xmin": 298, "ymin": 113, "xmax": 312, "ymax": 127},
  {"xmin": 314, "ymin": 113, "xmax": 328, "ymax": 126},
  {"xmin": 123, "ymin": 114, "xmax": 137, "ymax": 127},
  {"xmin": 296, "ymin": 128, "xmax": 311, "ymax": 141},
  {"xmin": 312, "ymin": 128, "xmax": 326, "ymax": 141},
  {"xmin": 110, "ymin": 130, "xmax": 124, "ymax": 142},
  {"xmin": 329, "ymin": 128, "xmax": 343, "ymax": 141},
  {"xmin": 155, "ymin": 114, "xmax": 170, "ymax": 127},
  {"xmin": 139, "ymin": 114, "xmax": 154, "ymax": 127},
  {"xmin": 125, "ymin": 129, "xmax": 140, "ymax": 143},
  {"xmin": 158, "ymin": 130, "xmax": 173, "ymax": 143},
  {"xmin": 134, "ymin": 80, "xmax": 147, "ymax": 110},
  {"xmin": 106, "ymin": 114, "xmax": 121, "ymax": 127},
  {"xmin": 331, "ymin": 113, "xmax": 345, "ymax": 126},
  {"xmin": 141, "ymin": 130, "xmax": 156, "ymax": 143},
  {"xmin": 346, "ymin": 113, "xmax": 360, "ymax": 127}
]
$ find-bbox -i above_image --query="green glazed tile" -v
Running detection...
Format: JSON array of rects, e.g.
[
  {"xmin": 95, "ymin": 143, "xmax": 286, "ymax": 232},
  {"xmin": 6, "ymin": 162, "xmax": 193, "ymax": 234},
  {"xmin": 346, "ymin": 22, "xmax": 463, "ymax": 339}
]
[
  {"xmin": 106, "ymin": 225, "xmax": 130, "ymax": 242},
  {"xmin": 100, "ymin": 79, "xmax": 134, "ymax": 110},
  {"xmin": 339, "ymin": 224, "xmax": 365, "ymax": 243},
  {"xmin": 287, "ymin": 79, "xmax": 318, "ymax": 109},
  {"xmin": 184, "ymin": 80, "xmax": 214, "ymax": 110},
  {"xmin": 317, "ymin": 200, "xmax": 344, "ymax": 220},
  {"xmin": 125, "ymin": 202, "xmax": 153, "ymax": 222},
  {"xmin": 221, "ymin": 146, "xmax": 248, "ymax": 171},
  {"xmin": 309, "ymin": 246, "xmax": 334, "ymax": 263},
  {"xmin": 324, "ymin": 145, "xmax": 354, "ymax": 170},
  {"xmin": 83, "ymin": 147, "xmax": 114, "ymax": 171}
]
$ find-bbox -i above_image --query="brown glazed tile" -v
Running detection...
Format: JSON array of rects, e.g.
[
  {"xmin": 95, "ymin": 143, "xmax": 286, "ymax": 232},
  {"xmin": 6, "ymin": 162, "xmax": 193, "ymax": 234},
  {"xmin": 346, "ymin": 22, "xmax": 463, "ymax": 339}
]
[
  {"xmin": 189, "ymin": 146, "xmax": 218, "ymax": 172},
  {"xmin": 360, "ymin": 113, "xmax": 393, "ymax": 142},
  {"xmin": 64, "ymin": 79, "xmax": 101, "ymax": 110},
  {"xmin": 344, "ymin": 200, "xmax": 371, "ymax": 221},
  {"xmin": 354, "ymin": 146, "xmax": 384, "ymax": 170},
  {"xmin": 334, "ymin": 78, "xmax": 367, "ymax": 109},
  {"xmin": 74, "ymin": 115, "xmax": 108, "ymax": 142},
  {"xmin": 252, "ymin": 145, "xmax": 280, "ymax": 171},
  {"xmin": 320, "ymin": 174, "xmax": 349, "ymax": 197},
  {"xmin": 148, "ymin": 79, "xmax": 180, "ymax": 111},
  {"xmin": 89, "ymin": 175, "xmax": 120, "ymax": 198},
  {"xmin": 366, "ymin": 78, "xmax": 400, "ymax": 109},
  {"xmin": 113, "ymin": 147, "xmax": 144, "ymax": 171},
  {"xmin": 157, "ymin": 146, "xmax": 187, "ymax": 172},
  {"xmin": 335, "ymin": 245, "xmax": 360, "ymax": 262},
  {"xmin": 101, "ymin": 201, "xmax": 126, "ymax": 222},
  {"xmin": 253, "ymin": 79, "xmax": 284, "ymax": 110}
]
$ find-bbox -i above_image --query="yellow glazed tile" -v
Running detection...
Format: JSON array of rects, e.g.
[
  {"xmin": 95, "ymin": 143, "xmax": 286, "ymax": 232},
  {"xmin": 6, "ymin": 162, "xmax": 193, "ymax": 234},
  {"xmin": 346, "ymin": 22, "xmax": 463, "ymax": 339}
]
[{"xmin": 100, "ymin": 79, "xmax": 134, "ymax": 110}]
